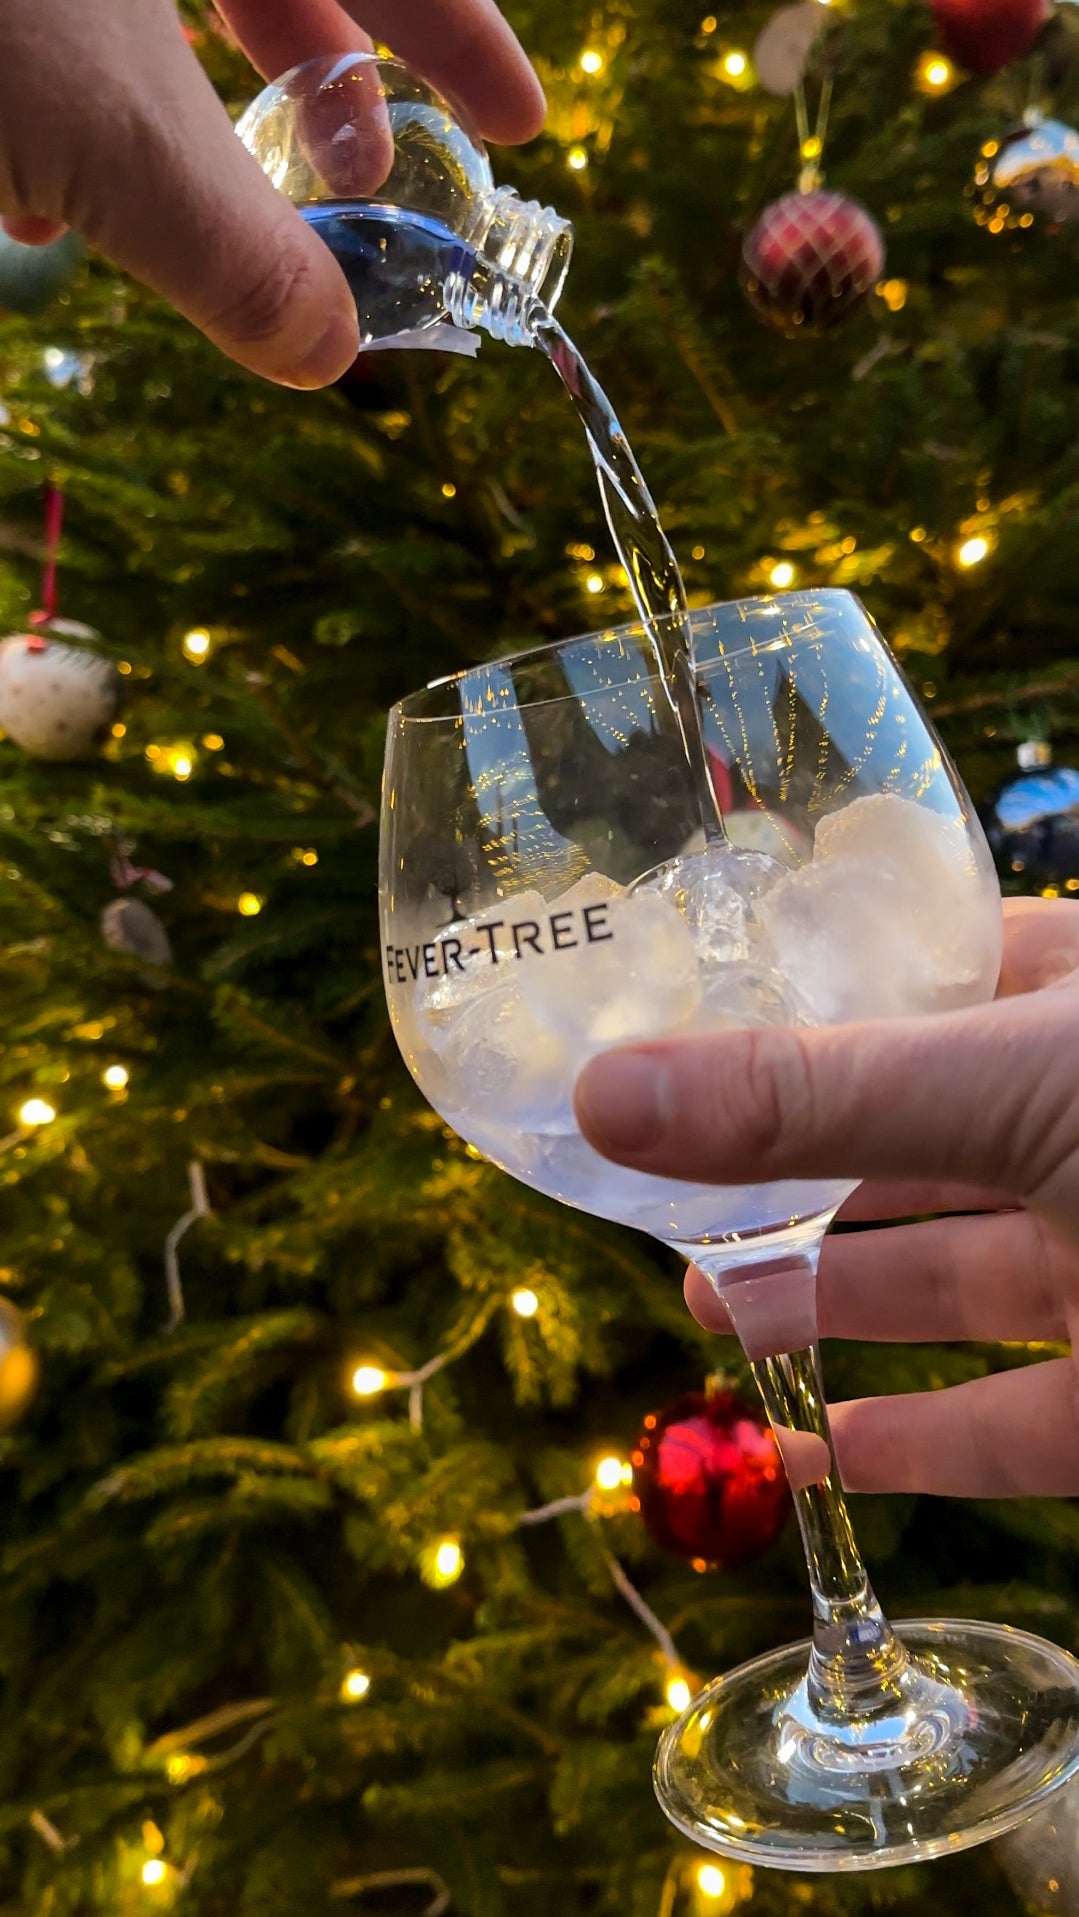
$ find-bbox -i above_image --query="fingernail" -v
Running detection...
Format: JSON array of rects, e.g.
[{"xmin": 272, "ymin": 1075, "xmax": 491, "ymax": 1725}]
[
  {"xmin": 283, "ymin": 306, "xmax": 361, "ymax": 390},
  {"xmin": 575, "ymin": 1051, "xmax": 667, "ymax": 1156}
]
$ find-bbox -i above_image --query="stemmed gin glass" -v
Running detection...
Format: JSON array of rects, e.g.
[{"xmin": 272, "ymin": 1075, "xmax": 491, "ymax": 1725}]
[{"xmin": 379, "ymin": 589, "xmax": 1079, "ymax": 1872}]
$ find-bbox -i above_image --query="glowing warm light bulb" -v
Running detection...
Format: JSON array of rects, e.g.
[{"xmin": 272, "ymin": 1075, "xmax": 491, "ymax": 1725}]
[
  {"xmin": 441, "ymin": 481, "xmax": 457, "ymax": 498},
  {"xmin": 917, "ymin": 50, "xmax": 955, "ymax": 92},
  {"xmin": 957, "ymin": 535, "xmax": 990, "ymax": 569},
  {"xmin": 878, "ymin": 277, "xmax": 908, "ymax": 312},
  {"xmin": 103, "ymin": 1064, "xmax": 129, "ymax": 1091},
  {"xmin": 722, "ymin": 50, "xmax": 747, "ymax": 77},
  {"xmin": 19, "ymin": 1099, "xmax": 55, "ymax": 1127},
  {"xmin": 769, "ymin": 560, "xmax": 795, "ymax": 589},
  {"xmin": 511, "ymin": 1286, "xmax": 539, "ymax": 1318},
  {"xmin": 579, "ymin": 48, "xmax": 604, "ymax": 74},
  {"xmin": 434, "ymin": 1538, "xmax": 464, "ymax": 1583},
  {"xmin": 697, "ymin": 1863, "xmax": 727, "ymax": 1900},
  {"xmin": 666, "ymin": 1674, "xmax": 693, "ymax": 1713},
  {"xmin": 141, "ymin": 1861, "xmax": 167, "ymax": 1887},
  {"xmin": 202, "ymin": 732, "xmax": 224, "ymax": 751},
  {"xmin": 585, "ymin": 572, "xmax": 605, "ymax": 594},
  {"xmin": 342, "ymin": 1668, "xmax": 371, "ymax": 1700},
  {"xmin": 567, "ymin": 146, "xmax": 589, "ymax": 172},
  {"xmin": 182, "ymin": 627, "xmax": 211, "ymax": 662},
  {"xmin": 595, "ymin": 1455, "xmax": 625, "ymax": 1492},
  {"xmin": 351, "ymin": 1365, "xmax": 387, "ymax": 1397},
  {"xmin": 701, "ymin": 14, "xmax": 718, "ymax": 31},
  {"xmin": 237, "ymin": 892, "xmax": 264, "ymax": 916}
]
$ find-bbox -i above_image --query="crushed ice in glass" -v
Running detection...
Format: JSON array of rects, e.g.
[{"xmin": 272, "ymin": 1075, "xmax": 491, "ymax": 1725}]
[{"xmin": 410, "ymin": 794, "xmax": 1002, "ymax": 1129}]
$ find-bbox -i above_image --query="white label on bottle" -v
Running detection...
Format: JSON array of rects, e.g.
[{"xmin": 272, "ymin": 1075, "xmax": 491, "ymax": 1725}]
[{"xmin": 360, "ymin": 327, "xmax": 481, "ymax": 358}]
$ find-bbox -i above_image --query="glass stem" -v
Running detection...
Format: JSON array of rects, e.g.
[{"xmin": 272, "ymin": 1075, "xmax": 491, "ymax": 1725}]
[
  {"xmin": 751, "ymin": 1343, "xmax": 910, "ymax": 1725},
  {"xmin": 697, "ymin": 1239, "xmax": 909, "ymax": 1727}
]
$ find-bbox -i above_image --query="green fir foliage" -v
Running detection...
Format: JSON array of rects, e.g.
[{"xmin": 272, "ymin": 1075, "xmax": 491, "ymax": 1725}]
[{"xmin": 0, "ymin": 1, "xmax": 1075, "ymax": 1911}]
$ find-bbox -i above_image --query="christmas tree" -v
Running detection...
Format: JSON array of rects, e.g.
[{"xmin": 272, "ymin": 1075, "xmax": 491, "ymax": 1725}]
[{"xmin": 0, "ymin": 1, "xmax": 1077, "ymax": 1911}]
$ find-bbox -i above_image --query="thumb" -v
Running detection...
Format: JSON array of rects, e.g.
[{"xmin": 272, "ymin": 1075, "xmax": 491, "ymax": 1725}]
[
  {"xmin": 574, "ymin": 992, "xmax": 1079, "ymax": 1222},
  {"xmin": 2, "ymin": 0, "xmax": 359, "ymax": 388}
]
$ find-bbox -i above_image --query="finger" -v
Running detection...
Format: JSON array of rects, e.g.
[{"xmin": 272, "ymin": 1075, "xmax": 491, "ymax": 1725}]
[
  {"xmin": 1, "ymin": 215, "xmax": 68, "ymax": 245},
  {"xmin": 774, "ymin": 1428, "xmax": 832, "ymax": 1495},
  {"xmin": 677, "ymin": 1276, "xmax": 831, "ymax": 1485},
  {"xmin": 817, "ymin": 1210, "xmax": 1073, "ymax": 1344},
  {"xmin": 216, "ymin": 0, "xmax": 391, "ymax": 201},
  {"xmin": 218, "ymin": 0, "xmax": 546, "ymax": 144},
  {"xmin": 831, "ymin": 1360, "xmax": 1079, "ymax": 1496},
  {"xmin": 575, "ymin": 993, "xmax": 1079, "ymax": 1221},
  {"xmin": 685, "ymin": 1264, "xmax": 734, "ymax": 1333},
  {"xmin": 999, "ymin": 897, "xmax": 1079, "ymax": 997},
  {"xmin": 215, "ymin": 0, "xmax": 372, "ymax": 76},
  {"xmin": 683, "ymin": 1205, "xmax": 1062, "ymax": 1340},
  {"xmin": 836, "ymin": 1179, "xmax": 1018, "ymax": 1222},
  {"xmin": 44, "ymin": 1, "xmax": 360, "ymax": 388}
]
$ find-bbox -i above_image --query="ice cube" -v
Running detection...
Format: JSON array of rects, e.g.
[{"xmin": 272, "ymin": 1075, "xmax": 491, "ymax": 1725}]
[
  {"xmin": 430, "ymin": 977, "xmax": 574, "ymax": 1132},
  {"xmin": 633, "ymin": 842, "xmax": 786, "ymax": 967},
  {"xmin": 552, "ymin": 871, "xmax": 624, "ymax": 911},
  {"xmin": 415, "ymin": 890, "xmax": 548, "ymax": 1036},
  {"xmin": 519, "ymin": 881, "xmax": 701, "ymax": 1055},
  {"xmin": 759, "ymin": 793, "xmax": 1002, "ymax": 1024},
  {"xmin": 410, "ymin": 890, "xmax": 578, "ymax": 1130},
  {"xmin": 696, "ymin": 959, "xmax": 811, "ymax": 1031}
]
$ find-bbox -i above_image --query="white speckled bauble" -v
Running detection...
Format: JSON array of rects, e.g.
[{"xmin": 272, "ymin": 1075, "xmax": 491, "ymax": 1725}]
[
  {"xmin": 100, "ymin": 898, "xmax": 173, "ymax": 969},
  {"xmin": 0, "ymin": 631, "xmax": 120, "ymax": 760}
]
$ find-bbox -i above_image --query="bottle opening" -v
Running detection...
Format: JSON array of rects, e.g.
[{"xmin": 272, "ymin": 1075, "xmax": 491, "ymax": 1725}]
[{"xmin": 472, "ymin": 187, "xmax": 574, "ymax": 314}]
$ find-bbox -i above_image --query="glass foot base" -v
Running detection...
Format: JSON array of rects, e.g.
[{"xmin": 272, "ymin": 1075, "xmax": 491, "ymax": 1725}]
[{"xmin": 654, "ymin": 1620, "xmax": 1079, "ymax": 1873}]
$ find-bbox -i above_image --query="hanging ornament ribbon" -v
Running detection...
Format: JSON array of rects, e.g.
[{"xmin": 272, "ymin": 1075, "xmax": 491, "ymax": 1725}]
[
  {"xmin": 793, "ymin": 72, "xmax": 833, "ymax": 188},
  {"xmin": 27, "ymin": 482, "xmax": 64, "ymax": 642},
  {"xmin": 109, "ymin": 850, "xmax": 175, "ymax": 897}
]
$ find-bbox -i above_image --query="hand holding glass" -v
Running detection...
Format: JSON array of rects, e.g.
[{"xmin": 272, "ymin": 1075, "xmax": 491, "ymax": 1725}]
[{"xmin": 379, "ymin": 590, "xmax": 1079, "ymax": 1871}]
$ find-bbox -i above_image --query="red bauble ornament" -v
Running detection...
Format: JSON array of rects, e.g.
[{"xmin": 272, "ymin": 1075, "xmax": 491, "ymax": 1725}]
[
  {"xmin": 632, "ymin": 1388, "xmax": 791, "ymax": 1568},
  {"xmin": 740, "ymin": 189, "xmax": 885, "ymax": 338},
  {"xmin": 930, "ymin": 0, "xmax": 1049, "ymax": 77}
]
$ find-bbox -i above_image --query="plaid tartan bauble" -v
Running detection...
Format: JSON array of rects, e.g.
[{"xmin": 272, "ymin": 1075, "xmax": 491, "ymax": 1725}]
[{"xmin": 740, "ymin": 188, "xmax": 885, "ymax": 337}]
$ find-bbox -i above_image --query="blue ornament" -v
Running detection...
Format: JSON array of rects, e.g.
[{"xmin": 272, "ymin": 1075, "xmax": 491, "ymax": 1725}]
[
  {"xmin": 0, "ymin": 229, "xmax": 83, "ymax": 318},
  {"xmin": 986, "ymin": 744, "xmax": 1079, "ymax": 887},
  {"xmin": 993, "ymin": 118, "xmax": 1079, "ymax": 224}
]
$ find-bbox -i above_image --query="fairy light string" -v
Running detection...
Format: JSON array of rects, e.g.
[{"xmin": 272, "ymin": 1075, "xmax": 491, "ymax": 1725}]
[
  {"xmin": 351, "ymin": 1313, "xmax": 687, "ymax": 1679},
  {"xmin": 329, "ymin": 1867, "xmax": 450, "ymax": 1911},
  {"xmin": 350, "ymin": 1295, "xmax": 503, "ymax": 1431},
  {"xmin": 163, "ymin": 1162, "xmax": 210, "ymax": 1330},
  {"xmin": 519, "ymin": 1463, "xmax": 687, "ymax": 1683}
]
